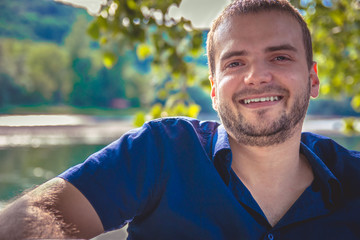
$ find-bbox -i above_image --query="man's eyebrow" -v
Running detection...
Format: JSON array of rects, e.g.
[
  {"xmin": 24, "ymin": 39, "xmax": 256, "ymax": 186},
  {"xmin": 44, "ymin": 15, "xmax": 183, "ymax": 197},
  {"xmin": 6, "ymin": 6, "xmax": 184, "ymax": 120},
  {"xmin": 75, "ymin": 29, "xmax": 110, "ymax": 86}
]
[
  {"xmin": 265, "ymin": 44, "xmax": 298, "ymax": 53},
  {"xmin": 220, "ymin": 50, "xmax": 248, "ymax": 62}
]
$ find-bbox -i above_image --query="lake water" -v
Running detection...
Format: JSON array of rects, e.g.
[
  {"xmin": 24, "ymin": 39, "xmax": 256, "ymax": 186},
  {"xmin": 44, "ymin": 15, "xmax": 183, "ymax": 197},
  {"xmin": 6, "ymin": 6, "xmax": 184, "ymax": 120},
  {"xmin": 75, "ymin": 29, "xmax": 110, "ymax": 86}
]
[{"xmin": 0, "ymin": 144, "xmax": 105, "ymax": 205}]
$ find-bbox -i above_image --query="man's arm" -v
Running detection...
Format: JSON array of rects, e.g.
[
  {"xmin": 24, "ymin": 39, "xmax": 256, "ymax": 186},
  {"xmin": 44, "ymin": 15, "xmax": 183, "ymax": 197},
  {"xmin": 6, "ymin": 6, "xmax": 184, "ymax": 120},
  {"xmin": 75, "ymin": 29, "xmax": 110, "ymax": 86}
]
[{"xmin": 0, "ymin": 177, "xmax": 104, "ymax": 239}]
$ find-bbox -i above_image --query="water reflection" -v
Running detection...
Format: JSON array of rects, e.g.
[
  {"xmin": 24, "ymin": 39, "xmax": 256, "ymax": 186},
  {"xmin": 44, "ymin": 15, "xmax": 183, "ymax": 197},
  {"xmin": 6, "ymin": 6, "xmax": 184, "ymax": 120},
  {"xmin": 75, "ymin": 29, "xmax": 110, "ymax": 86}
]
[{"xmin": 0, "ymin": 144, "xmax": 105, "ymax": 202}]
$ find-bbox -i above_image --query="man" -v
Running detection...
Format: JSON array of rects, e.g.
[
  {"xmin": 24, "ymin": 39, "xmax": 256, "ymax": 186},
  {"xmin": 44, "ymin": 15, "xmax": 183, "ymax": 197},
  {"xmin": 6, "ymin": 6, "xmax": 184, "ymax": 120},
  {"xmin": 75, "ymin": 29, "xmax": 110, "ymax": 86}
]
[{"xmin": 1, "ymin": 0, "xmax": 359, "ymax": 239}]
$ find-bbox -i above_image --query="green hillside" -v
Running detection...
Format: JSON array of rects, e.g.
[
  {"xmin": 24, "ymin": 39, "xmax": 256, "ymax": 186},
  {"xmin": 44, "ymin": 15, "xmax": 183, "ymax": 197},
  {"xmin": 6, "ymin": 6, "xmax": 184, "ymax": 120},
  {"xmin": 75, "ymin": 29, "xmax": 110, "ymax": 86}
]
[{"xmin": 0, "ymin": 0, "xmax": 90, "ymax": 43}]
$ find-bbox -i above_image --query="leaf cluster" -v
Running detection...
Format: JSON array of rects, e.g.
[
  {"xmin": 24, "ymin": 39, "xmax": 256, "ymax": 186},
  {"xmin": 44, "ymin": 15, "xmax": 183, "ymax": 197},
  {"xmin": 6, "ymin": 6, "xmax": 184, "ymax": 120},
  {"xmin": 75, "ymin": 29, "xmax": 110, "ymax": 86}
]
[
  {"xmin": 290, "ymin": 0, "xmax": 360, "ymax": 134},
  {"xmin": 291, "ymin": 0, "xmax": 360, "ymax": 109},
  {"xmin": 87, "ymin": 0, "xmax": 207, "ymax": 125}
]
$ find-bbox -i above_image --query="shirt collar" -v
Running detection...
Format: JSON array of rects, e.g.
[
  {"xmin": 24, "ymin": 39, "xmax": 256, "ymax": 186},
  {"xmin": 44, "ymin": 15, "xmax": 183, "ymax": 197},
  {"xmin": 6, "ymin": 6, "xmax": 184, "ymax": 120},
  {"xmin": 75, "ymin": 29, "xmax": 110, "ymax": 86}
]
[
  {"xmin": 212, "ymin": 124, "xmax": 231, "ymax": 160},
  {"xmin": 211, "ymin": 126, "xmax": 344, "ymax": 206},
  {"xmin": 300, "ymin": 141, "xmax": 344, "ymax": 207},
  {"xmin": 212, "ymin": 125, "xmax": 232, "ymax": 185}
]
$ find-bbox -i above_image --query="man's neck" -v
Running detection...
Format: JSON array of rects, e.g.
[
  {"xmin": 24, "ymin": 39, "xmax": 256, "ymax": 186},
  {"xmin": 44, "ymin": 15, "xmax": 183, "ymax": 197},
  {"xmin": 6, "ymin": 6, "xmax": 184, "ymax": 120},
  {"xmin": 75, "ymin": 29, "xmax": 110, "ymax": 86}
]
[
  {"xmin": 229, "ymin": 129, "xmax": 306, "ymax": 184},
  {"xmin": 229, "ymin": 129, "xmax": 314, "ymax": 226}
]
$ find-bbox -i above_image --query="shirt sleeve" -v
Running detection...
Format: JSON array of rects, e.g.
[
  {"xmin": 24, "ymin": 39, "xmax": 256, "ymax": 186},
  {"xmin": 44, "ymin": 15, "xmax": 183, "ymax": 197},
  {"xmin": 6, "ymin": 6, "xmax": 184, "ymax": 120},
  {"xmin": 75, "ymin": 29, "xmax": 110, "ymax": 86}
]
[{"xmin": 58, "ymin": 123, "xmax": 162, "ymax": 232}]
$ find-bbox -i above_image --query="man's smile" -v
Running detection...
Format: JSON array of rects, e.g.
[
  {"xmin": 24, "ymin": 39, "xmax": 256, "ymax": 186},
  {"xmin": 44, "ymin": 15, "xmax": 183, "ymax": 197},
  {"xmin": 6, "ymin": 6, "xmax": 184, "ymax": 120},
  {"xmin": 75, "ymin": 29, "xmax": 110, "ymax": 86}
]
[
  {"xmin": 242, "ymin": 96, "xmax": 283, "ymax": 105},
  {"xmin": 231, "ymin": 85, "xmax": 289, "ymax": 109}
]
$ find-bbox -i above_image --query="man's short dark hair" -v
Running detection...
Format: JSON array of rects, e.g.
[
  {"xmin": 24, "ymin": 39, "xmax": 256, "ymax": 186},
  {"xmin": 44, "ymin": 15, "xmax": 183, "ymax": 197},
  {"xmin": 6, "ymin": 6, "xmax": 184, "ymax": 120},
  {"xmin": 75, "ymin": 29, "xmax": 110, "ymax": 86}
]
[{"xmin": 206, "ymin": 0, "xmax": 313, "ymax": 77}]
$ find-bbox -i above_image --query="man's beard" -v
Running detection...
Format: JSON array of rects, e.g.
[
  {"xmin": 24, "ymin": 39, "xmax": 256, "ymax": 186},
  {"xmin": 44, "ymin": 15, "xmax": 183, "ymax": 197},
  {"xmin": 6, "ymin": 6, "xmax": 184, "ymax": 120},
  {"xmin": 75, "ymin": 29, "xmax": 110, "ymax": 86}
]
[{"xmin": 217, "ymin": 82, "xmax": 311, "ymax": 147}]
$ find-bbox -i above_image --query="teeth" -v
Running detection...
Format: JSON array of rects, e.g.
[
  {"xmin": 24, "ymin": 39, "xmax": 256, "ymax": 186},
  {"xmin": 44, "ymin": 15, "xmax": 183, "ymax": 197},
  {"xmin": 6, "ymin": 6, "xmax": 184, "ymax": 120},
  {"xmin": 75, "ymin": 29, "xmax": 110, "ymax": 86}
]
[{"xmin": 243, "ymin": 96, "xmax": 279, "ymax": 104}]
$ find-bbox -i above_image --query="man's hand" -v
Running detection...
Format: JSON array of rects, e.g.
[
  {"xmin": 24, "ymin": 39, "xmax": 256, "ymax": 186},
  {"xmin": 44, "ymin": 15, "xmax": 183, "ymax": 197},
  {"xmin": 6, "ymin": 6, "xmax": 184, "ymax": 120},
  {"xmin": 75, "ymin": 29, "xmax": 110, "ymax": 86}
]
[{"xmin": 0, "ymin": 177, "xmax": 104, "ymax": 239}]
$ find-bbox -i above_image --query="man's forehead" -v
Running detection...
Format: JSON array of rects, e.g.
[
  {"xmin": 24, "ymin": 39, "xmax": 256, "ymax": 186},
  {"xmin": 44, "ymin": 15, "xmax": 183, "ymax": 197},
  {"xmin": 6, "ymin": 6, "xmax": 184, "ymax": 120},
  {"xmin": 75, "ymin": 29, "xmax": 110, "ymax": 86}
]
[{"xmin": 213, "ymin": 10, "xmax": 301, "ymax": 50}]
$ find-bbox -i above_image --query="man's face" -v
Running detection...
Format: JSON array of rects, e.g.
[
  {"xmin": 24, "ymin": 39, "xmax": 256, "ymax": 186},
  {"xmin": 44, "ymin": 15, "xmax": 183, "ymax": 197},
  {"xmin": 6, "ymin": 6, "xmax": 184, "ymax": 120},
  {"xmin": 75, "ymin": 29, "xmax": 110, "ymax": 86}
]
[{"xmin": 210, "ymin": 11, "xmax": 319, "ymax": 147}]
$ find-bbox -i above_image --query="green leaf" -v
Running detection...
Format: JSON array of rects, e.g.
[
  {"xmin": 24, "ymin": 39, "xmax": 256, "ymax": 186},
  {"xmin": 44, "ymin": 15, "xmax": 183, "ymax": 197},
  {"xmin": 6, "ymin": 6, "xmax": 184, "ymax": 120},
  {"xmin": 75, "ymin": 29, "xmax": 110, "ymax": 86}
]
[
  {"xmin": 133, "ymin": 111, "xmax": 146, "ymax": 127},
  {"xmin": 172, "ymin": 102, "xmax": 186, "ymax": 116},
  {"xmin": 87, "ymin": 21, "xmax": 100, "ymax": 40},
  {"xmin": 320, "ymin": 83, "xmax": 331, "ymax": 95},
  {"xmin": 99, "ymin": 37, "xmax": 108, "ymax": 45},
  {"xmin": 351, "ymin": 95, "xmax": 360, "ymax": 111},
  {"xmin": 151, "ymin": 103, "xmax": 163, "ymax": 119},
  {"xmin": 136, "ymin": 43, "xmax": 152, "ymax": 60},
  {"xmin": 330, "ymin": 11, "xmax": 345, "ymax": 26},
  {"xmin": 126, "ymin": 0, "xmax": 137, "ymax": 10},
  {"xmin": 103, "ymin": 52, "xmax": 117, "ymax": 69},
  {"xmin": 188, "ymin": 104, "xmax": 201, "ymax": 118},
  {"xmin": 342, "ymin": 117, "xmax": 359, "ymax": 135}
]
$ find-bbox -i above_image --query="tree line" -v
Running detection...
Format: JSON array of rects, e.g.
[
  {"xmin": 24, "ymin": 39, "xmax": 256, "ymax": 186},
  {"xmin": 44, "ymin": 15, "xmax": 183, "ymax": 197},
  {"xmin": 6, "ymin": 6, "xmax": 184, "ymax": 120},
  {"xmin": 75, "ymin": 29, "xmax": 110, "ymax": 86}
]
[{"xmin": 0, "ymin": 14, "xmax": 156, "ymax": 110}]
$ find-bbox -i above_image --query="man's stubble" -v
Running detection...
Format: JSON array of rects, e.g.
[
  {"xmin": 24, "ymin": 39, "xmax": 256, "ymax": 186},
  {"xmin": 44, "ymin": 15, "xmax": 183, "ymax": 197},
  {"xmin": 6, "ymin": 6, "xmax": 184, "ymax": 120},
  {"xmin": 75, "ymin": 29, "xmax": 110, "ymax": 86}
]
[{"xmin": 217, "ymin": 80, "xmax": 311, "ymax": 147}]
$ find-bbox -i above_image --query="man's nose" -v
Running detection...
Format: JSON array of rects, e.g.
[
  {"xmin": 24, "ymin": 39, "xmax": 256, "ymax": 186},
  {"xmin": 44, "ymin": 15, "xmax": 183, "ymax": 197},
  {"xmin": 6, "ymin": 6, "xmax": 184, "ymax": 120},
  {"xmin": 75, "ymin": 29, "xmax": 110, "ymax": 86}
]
[{"xmin": 243, "ymin": 62, "xmax": 272, "ymax": 86}]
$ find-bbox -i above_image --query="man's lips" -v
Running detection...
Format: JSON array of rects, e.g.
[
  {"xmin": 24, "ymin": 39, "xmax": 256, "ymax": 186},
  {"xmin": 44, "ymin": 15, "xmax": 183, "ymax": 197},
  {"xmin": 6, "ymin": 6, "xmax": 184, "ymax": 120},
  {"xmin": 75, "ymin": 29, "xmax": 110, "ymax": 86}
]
[
  {"xmin": 232, "ymin": 85, "xmax": 289, "ymax": 107},
  {"xmin": 240, "ymin": 95, "xmax": 283, "ymax": 105}
]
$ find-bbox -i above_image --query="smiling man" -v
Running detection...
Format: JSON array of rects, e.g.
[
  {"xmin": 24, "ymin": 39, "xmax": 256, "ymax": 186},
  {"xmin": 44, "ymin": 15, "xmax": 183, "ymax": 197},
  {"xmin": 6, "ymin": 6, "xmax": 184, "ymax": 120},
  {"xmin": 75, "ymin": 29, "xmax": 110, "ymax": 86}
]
[
  {"xmin": 1, "ymin": 0, "xmax": 360, "ymax": 239},
  {"xmin": 209, "ymin": 7, "xmax": 320, "ymax": 227}
]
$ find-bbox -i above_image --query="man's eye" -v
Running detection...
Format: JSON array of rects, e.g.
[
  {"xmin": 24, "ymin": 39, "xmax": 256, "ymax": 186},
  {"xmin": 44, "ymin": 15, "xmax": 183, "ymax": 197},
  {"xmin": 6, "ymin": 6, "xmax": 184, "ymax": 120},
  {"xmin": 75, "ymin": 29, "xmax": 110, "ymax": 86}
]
[
  {"xmin": 227, "ymin": 62, "xmax": 241, "ymax": 68},
  {"xmin": 274, "ymin": 56, "xmax": 290, "ymax": 61}
]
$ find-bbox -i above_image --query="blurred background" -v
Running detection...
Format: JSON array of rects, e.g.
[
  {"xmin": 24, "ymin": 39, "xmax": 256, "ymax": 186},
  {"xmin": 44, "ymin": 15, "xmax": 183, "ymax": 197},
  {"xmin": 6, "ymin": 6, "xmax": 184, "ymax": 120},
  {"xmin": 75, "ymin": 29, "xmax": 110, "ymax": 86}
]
[{"xmin": 0, "ymin": 0, "xmax": 359, "ymax": 238}]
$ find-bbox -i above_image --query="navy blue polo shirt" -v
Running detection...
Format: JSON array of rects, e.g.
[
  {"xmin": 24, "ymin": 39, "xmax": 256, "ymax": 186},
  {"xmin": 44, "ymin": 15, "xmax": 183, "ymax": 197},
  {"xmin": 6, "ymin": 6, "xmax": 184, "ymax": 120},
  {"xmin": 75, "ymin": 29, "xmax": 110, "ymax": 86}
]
[{"xmin": 59, "ymin": 117, "xmax": 360, "ymax": 239}]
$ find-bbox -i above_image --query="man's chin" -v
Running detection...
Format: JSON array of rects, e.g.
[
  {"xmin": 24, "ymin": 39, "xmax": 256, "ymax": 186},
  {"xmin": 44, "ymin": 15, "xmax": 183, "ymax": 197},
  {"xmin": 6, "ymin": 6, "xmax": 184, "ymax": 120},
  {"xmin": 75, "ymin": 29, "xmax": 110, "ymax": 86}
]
[
  {"xmin": 221, "ymin": 113, "xmax": 298, "ymax": 146},
  {"xmin": 234, "ymin": 118, "xmax": 286, "ymax": 136}
]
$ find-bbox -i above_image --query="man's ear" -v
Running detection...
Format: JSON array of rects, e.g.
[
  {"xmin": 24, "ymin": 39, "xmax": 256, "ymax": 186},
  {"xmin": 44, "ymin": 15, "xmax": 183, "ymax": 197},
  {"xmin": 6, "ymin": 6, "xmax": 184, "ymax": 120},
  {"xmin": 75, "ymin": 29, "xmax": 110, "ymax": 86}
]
[
  {"xmin": 310, "ymin": 62, "xmax": 320, "ymax": 98},
  {"xmin": 209, "ymin": 75, "xmax": 218, "ymax": 111}
]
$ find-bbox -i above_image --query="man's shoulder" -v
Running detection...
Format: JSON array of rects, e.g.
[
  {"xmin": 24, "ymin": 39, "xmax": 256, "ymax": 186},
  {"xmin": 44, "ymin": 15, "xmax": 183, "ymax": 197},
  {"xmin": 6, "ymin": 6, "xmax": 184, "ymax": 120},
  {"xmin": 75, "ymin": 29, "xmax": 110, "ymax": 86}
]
[
  {"xmin": 301, "ymin": 132, "xmax": 359, "ymax": 156},
  {"xmin": 144, "ymin": 117, "xmax": 220, "ymax": 134},
  {"xmin": 301, "ymin": 132, "xmax": 360, "ymax": 193},
  {"xmin": 118, "ymin": 117, "xmax": 220, "ymax": 154},
  {"xmin": 301, "ymin": 132, "xmax": 359, "ymax": 166}
]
